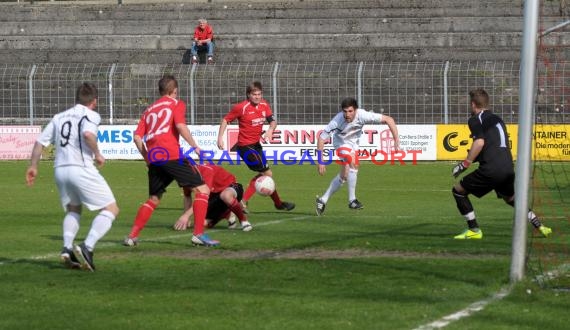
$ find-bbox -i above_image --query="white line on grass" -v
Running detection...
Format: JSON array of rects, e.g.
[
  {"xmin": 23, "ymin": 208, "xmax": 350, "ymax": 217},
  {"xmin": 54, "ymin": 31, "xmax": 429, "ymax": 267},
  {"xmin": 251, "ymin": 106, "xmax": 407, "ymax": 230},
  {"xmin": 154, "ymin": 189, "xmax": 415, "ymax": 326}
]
[
  {"xmin": 2, "ymin": 214, "xmax": 314, "ymax": 265},
  {"xmin": 3, "ymin": 213, "xmax": 457, "ymax": 264},
  {"xmin": 413, "ymin": 285, "xmax": 512, "ymax": 330},
  {"xmin": 533, "ymin": 262, "xmax": 570, "ymax": 288}
]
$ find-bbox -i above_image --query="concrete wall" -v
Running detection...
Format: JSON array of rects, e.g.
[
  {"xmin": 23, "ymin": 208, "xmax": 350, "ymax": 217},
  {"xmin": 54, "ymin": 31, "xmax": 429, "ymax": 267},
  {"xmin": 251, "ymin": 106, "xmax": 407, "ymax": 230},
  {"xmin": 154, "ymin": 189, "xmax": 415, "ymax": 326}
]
[{"xmin": 0, "ymin": 0, "xmax": 568, "ymax": 63}]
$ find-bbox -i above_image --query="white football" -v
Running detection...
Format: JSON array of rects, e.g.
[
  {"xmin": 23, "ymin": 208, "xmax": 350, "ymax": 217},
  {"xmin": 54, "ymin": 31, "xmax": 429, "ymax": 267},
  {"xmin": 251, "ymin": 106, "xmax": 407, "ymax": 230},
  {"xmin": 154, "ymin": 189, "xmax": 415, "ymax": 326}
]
[{"xmin": 254, "ymin": 175, "xmax": 275, "ymax": 196}]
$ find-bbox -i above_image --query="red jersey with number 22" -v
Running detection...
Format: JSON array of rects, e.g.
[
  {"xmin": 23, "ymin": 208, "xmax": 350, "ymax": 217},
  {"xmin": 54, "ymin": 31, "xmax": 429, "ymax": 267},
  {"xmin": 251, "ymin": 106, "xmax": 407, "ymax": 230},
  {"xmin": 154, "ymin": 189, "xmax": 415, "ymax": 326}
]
[
  {"xmin": 224, "ymin": 99, "xmax": 272, "ymax": 146},
  {"xmin": 135, "ymin": 95, "xmax": 187, "ymax": 161},
  {"xmin": 198, "ymin": 164, "xmax": 236, "ymax": 193}
]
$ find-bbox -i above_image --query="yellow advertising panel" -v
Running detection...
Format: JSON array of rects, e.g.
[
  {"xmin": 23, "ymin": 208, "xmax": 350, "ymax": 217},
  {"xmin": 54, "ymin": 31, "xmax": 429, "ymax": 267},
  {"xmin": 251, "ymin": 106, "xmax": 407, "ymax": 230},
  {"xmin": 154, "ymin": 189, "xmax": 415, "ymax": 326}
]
[
  {"xmin": 532, "ymin": 125, "xmax": 570, "ymax": 161},
  {"xmin": 437, "ymin": 124, "xmax": 570, "ymax": 161},
  {"xmin": 436, "ymin": 125, "xmax": 472, "ymax": 160}
]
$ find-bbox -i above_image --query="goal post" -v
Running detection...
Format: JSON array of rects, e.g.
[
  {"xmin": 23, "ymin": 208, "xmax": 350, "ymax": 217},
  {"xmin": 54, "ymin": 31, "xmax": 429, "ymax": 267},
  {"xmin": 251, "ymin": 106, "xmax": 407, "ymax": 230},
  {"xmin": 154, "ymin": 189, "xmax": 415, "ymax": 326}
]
[
  {"xmin": 512, "ymin": 0, "xmax": 570, "ymax": 285},
  {"xmin": 510, "ymin": 0, "xmax": 540, "ymax": 283}
]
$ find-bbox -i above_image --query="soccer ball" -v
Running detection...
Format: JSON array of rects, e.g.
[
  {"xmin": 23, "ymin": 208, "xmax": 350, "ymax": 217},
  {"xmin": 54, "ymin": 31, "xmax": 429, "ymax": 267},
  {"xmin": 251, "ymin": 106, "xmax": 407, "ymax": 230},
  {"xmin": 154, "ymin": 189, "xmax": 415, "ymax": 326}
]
[{"xmin": 254, "ymin": 175, "xmax": 275, "ymax": 196}]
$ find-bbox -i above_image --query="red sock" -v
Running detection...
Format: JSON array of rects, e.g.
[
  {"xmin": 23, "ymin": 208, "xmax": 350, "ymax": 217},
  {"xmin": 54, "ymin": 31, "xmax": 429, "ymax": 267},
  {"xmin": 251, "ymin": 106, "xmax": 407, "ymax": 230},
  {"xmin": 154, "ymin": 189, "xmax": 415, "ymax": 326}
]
[
  {"xmin": 270, "ymin": 190, "xmax": 282, "ymax": 207},
  {"xmin": 243, "ymin": 175, "xmax": 261, "ymax": 202},
  {"xmin": 221, "ymin": 210, "xmax": 231, "ymax": 220},
  {"xmin": 228, "ymin": 198, "xmax": 247, "ymax": 222},
  {"xmin": 192, "ymin": 192, "xmax": 209, "ymax": 235},
  {"xmin": 129, "ymin": 200, "xmax": 157, "ymax": 238}
]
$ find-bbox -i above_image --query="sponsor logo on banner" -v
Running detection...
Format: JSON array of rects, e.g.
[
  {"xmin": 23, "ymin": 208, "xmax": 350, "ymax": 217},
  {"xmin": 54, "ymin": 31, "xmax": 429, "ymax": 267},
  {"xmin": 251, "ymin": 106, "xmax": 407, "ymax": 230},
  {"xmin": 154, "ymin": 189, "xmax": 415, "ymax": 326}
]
[
  {"xmin": 437, "ymin": 125, "xmax": 472, "ymax": 160},
  {"xmin": 438, "ymin": 124, "xmax": 548, "ymax": 160},
  {"xmin": 0, "ymin": 126, "xmax": 41, "ymax": 160},
  {"xmin": 97, "ymin": 125, "xmax": 141, "ymax": 159},
  {"xmin": 437, "ymin": 124, "xmax": 517, "ymax": 160},
  {"xmin": 92, "ymin": 124, "xmax": 438, "ymax": 161},
  {"xmin": 532, "ymin": 125, "xmax": 570, "ymax": 160},
  {"xmin": 379, "ymin": 129, "xmax": 396, "ymax": 154}
]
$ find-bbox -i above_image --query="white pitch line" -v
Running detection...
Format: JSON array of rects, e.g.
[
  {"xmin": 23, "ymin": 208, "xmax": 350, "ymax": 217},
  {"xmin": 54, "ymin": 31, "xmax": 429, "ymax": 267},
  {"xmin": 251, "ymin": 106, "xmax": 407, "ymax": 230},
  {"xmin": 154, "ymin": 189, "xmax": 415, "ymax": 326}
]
[
  {"xmin": 0, "ymin": 211, "xmax": 489, "ymax": 265},
  {"xmin": 3, "ymin": 213, "xmax": 451, "ymax": 264},
  {"xmin": 3, "ymin": 214, "xmax": 314, "ymax": 264},
  {"xmin": 413, "ymin": 285, "xmax": 512, "ymax": 330}
]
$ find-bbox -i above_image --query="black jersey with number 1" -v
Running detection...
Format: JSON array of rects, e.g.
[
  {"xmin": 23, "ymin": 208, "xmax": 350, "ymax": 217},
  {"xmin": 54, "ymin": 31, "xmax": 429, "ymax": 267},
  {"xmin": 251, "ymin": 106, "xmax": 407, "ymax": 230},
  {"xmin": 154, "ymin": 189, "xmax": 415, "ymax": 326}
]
[{"xmin": 467, "ymin": 110, "xmax": 513, "ymax": 176}]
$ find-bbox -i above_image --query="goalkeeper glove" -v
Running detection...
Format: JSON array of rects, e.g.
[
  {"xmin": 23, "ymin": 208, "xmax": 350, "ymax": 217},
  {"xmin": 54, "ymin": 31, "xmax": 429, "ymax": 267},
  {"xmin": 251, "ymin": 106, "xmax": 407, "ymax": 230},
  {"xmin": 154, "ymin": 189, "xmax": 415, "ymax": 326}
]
[{"xmin": 452, "ymin": 159, "xmax": 472, "ymax": 178}]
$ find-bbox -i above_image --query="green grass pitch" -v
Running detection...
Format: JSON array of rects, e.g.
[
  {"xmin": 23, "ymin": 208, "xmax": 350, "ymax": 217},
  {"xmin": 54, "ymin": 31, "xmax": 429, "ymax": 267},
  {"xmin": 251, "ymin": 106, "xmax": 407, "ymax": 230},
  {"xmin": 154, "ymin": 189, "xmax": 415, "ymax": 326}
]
[{"xmin": 1, "ymin": 160, "xmax": 568, "ymax": 329}]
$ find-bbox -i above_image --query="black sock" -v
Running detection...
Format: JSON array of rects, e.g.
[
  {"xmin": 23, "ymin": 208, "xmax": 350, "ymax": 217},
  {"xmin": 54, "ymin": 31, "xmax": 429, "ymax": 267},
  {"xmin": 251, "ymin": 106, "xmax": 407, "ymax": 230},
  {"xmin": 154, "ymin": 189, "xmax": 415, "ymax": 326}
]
[{"xmin": 467, "ymin": 219, "xmax": 479, "ymax": 230}]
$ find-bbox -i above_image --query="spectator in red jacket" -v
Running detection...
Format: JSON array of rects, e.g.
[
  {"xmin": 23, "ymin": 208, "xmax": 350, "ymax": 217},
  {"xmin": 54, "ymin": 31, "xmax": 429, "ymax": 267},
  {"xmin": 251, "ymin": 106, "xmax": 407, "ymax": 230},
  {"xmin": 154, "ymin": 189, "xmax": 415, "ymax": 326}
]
[{"xmin": 191, "ymin": 18, "xmax": 214, "ymax": 64}]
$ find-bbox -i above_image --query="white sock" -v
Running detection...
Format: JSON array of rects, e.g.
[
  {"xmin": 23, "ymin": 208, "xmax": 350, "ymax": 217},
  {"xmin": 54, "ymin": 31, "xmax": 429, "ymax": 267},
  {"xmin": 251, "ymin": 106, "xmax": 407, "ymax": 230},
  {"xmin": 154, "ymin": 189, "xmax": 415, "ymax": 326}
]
[
  {"xmin": 527, "ymin": 210, "xmax": 537, "ymax": 221},
  {"xmin": 84, "ymin": 210, "xmax": 115, "ymax": 251},
  {"xmin": 321, "ymin": 174, "xmax": 345, "ymax": 204},
  {"xmin": 347, "ymin": 168, "xmax": 358, "ymax": 201},
  {"xmin": 463, "ymin": 211, "xmax": 476, "ymax": 221},
  {"xmin": 63, "ymin": 212, "xmax": 80, "ymax": 249}
]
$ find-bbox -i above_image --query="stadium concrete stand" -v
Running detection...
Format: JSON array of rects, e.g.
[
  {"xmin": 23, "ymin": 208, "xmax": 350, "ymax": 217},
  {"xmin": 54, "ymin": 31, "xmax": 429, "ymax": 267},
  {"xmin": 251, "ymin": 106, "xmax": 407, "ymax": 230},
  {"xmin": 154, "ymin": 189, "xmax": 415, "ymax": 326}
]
[{"xmin": 0, "ymin": 0, "xmax": 568, "ymax": 64}]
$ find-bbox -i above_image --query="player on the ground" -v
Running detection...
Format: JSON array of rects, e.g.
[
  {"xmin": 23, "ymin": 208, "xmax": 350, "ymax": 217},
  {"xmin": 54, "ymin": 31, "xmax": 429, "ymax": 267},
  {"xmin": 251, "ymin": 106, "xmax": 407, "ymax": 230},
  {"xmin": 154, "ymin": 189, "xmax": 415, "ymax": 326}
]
[
  {"xmin": 451, "ymin": 88, "xmax": 552, "ymax": 239},
  {"xmin": 315, "ymin": 97, "xmax": 399, "ymax": 215},
  {"xmin": 123, "ymin": 75, "xmax": 219, "ymax": 247},
  {"xmin": 173, "ymin": 164, "xmax": 252, "ymax": 231},
  {"xmin": 217, "ymin": 81, "xmax": 295, "ymax": 213},
  {"xmin": 26, "ymin": 82, "xmax": 119, "ymax": 272}
]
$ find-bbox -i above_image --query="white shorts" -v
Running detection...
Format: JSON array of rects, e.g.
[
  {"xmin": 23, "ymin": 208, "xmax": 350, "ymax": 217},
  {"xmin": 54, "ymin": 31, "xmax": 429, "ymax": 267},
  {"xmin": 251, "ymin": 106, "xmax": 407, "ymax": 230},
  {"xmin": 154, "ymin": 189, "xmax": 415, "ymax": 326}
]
[
  {"xmin": 335, "ymin": 143, "xmax": 357, "ymax": 165},
  {"xmin": 54, "ymin": 165, "xmax": 116, "ymax": 211}
]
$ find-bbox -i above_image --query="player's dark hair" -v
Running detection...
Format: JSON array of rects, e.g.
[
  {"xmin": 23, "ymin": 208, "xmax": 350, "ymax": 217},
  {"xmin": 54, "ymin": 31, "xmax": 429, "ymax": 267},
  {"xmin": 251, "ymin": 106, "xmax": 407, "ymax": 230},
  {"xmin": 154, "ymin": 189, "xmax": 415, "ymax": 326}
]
[
  {"xmin": 246, "ymin": 81, "xmax": 263, "ymax": 96},
  {"xmin": 159, "ymin": 75, "xmax": 178, "ymax": 96},
  {"xmin": 341, "ymin": 97, "xmax": 358, "ymax": 109},
  {"xmin": 75, "ymin": 82, "xmax": 98, "ymax": 106},
  {"xmin": 469, "ymin": 88, "xmax": 489, "ymax": 109}
]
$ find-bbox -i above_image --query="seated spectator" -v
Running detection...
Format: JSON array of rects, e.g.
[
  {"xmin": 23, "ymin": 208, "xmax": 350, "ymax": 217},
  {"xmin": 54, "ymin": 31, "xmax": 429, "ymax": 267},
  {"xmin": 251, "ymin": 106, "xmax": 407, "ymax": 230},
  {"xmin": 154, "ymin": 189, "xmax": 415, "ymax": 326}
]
[{"xmin": 191, "ymin": 18, "xmax": 214, "ymax": 64}]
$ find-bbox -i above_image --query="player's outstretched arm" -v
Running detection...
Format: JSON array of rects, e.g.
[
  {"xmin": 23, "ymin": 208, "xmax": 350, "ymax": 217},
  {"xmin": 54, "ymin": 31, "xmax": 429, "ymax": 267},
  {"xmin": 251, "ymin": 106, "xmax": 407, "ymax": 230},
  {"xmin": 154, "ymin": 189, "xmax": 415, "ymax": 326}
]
[
  {"xmin": 263, "ymin": 118, "xmax": 277, "ymax": 143},
  {"xmin": 26, "ymin": 141, "xmax": 44, "ymax": 186},
  {"xmin": 217, "ymin": 119, "xmax": 228, "ymax": 150},
  {"xmin": 177, "ymin": 123, "xmax": 201, "ymax": 155},
  {"xmin": 133, "ymin": 134, "xmax": 148, "ymax": 162},
  {"xmin": 381, "ymin": 115, "xmax": 400, "ymax": 150},
  {"xmin": 466, "ymin": 138, "xmax": 484, "ymax": 162},
  {"xmin": 452, "ymin": 138, "xmax": 484, "ymax": 178},
  {"xmin": 174, "ymin": 207, "xmax": 193, "ymax": 231},
  {"xmin": 84, "ymin": 131, "xmax": 105, "ymax": 167},
  {"xmin": 174, "ymin": 192, "xmax": 194, "ymax": 230},
  {"xmin": 316, "ymin": 137, "xmax": 327, "ymax": 176}
]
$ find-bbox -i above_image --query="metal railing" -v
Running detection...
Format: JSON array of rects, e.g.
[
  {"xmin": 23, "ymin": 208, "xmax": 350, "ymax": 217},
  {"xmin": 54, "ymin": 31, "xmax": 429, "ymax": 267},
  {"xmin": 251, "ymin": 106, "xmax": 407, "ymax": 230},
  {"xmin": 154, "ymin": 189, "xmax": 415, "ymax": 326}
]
[{"xmin": 1, "ymin": 61, "xmax": 568, "ymax": 126}]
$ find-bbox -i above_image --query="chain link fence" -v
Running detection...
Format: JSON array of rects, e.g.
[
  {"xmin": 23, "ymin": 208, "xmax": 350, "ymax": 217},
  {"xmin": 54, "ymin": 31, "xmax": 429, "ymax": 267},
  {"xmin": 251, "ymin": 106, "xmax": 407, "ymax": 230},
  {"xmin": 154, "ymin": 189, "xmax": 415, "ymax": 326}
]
[{"xmin": 0, "ymin": 61, "xmax": 567, "ymax": 126}]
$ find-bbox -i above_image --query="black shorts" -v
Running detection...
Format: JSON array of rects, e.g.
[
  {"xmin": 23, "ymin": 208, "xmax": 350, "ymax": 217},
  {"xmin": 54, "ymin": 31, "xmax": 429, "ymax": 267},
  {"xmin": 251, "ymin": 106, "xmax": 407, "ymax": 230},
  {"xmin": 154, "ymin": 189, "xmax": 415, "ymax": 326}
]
[
  {"xmin": 147, "ymin": 159, "xmax": 204, "ymax": 197},
  {"xmin": 460, "ymin": 168, "xmax": 515, "ymax": 198},
  {"xmin": 236, "ymin": 143, "xmax": 269, "ymax": 173},
  {"xmin": 206, "ymin": 183, "xmax": 244, "ymax": 221}
]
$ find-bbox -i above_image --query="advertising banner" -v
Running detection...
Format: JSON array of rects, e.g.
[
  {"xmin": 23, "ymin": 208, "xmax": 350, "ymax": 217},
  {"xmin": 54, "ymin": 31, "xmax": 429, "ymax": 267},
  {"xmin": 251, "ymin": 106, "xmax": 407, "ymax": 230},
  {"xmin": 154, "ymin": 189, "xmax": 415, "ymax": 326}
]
[
  {"xmin": 5, "ymin": 124, "xmax": 565, "ymax": 162},
  {"xmin": 0, "ymin": 126, "xmax": 41, "ymax": 160},
  {"xmin": 436, "ymin": 124, "xmax": 520, "ymax": 160},
  {"xmin": 97, "ymin": 125, "xmax": 437, "ymax": 162},
  {"xmin": 437, "ymin": 124, "xmax": 569, "ymax": 161},
  {"xmin": 532, "ymin": 125, "xmax": 570, "ymax": 161}
]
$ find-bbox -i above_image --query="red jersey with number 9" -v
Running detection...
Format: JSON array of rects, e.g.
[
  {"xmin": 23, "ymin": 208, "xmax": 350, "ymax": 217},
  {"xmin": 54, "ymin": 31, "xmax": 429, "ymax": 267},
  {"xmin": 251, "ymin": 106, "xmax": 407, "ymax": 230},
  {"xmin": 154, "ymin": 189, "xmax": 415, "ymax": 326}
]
[{"xmin": 135, "ymin": 95, "xmax": 187, "ymax": 161}]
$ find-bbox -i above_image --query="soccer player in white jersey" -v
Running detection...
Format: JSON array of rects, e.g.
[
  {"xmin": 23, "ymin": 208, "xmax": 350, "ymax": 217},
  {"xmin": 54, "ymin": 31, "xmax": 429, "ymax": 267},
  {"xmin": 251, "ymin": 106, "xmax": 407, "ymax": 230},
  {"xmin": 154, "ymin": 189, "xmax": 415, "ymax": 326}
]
[
  {"xmin": 315, "ymin": 97, "xmax": 399, "ymax": 215},
  {"xmin": 26, "ymin": 82, "xmax": 119, "ymax": 271}
]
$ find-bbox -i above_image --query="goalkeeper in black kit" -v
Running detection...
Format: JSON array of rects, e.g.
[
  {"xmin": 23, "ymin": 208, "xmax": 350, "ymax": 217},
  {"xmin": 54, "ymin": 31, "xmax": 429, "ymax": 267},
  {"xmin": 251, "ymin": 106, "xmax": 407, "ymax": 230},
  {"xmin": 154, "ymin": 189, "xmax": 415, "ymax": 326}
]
[{"xmin": 450, "ymin": 88, "xmax": 552, "ymax": 239}]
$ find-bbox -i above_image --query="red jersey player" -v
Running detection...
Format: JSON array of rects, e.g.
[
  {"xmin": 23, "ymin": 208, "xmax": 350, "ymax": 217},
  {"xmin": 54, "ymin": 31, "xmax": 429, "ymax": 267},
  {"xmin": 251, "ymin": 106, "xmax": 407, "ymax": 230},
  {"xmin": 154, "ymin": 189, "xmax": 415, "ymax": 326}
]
[
  {"xmin": 124, "ymin": 75, "xmax": 219, "ymax": 247},
  {"xmin": 173, "ymin": 164, "xmax": 252, "ymax": 231},
  {"xmin": 217, "ymin": 81, "xmax": 295, "ymax": 213}
]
